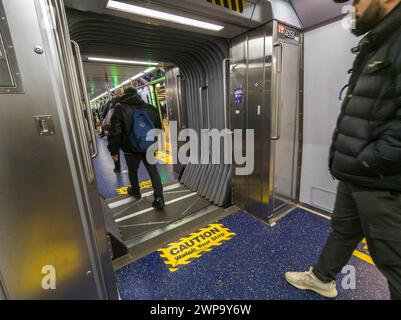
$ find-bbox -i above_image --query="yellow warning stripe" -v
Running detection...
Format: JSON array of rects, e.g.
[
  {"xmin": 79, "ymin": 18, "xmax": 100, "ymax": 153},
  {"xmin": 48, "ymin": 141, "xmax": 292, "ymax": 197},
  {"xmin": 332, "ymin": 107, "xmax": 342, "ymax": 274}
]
[
  {"xmin": 115, "ymin": 180, "xmax": 152, "ymax": 195},
  {"xmin": 155, "ymin": 151, "xmax": 173, "ymax": 165},
  {"xmin": 353, "ymin": 250, "xmax": 375, "ymax": 266},
  {"xmin": 352, "ymin": 238, "xmax": 375, "ymax": 266},
  {"xmin": 206, "ymin": 0, "xmax": 246, "ymax": 13}
]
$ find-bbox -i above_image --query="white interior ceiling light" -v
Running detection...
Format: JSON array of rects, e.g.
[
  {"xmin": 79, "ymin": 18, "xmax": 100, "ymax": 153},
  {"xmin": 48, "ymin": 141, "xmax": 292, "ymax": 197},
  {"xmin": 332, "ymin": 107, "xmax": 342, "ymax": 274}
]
[
  {"xmin": 106, "ymin": 0, "xmax": 224, "ymax": 32},
  {"xmin": 88, "ymin": 57, "xmax": 159, "ymax": 66},
  {"xmin": 90, "ymin": 67, "xmax": 156, "ymax": 103}
]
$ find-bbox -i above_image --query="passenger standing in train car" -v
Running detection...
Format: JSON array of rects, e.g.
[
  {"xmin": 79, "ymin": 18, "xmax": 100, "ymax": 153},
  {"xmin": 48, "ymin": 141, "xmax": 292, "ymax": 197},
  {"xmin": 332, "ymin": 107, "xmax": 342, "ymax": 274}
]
[
  {"xmin": 99, "ymin": 96, "xmax": 113, "ymax": 138},
  {"xmin": 103, "ymin": 88, "xmax": 124, "ymax": 173},
  {"xmin": 92, "ymin": 108, "xmax": 100, "ymax": 130},
  {"xmin": 286, "ymin": 0, "xmax": 401, "ymax": 300},
  {"xmin": 107, "ymin": 87, "xmax": 165, "ymax": 210}
]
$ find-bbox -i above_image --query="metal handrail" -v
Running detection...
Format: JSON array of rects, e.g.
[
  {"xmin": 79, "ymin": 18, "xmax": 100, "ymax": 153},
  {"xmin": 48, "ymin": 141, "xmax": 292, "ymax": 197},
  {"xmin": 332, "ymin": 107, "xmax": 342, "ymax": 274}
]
[
  {"xmin": 222, "ymin": 58, "xmax": 232, "ymax": 131},
  {"xmin": 198, "ymin": 85, "xmax": 208, "ymax": 129},
  {"xmin": 176, "ymin": 74, "xmax": 184, "ymax": 128},
  {"xmin": 271, "ymin": 42, "xmax": 284, "ymax": 141},
  {"xmin": 71, "ymin": 40, "xmax": 99, "ymax": 159},
  {"xmin": 53, "ymin": 0, "xmax": 95, "ymax": 184}
]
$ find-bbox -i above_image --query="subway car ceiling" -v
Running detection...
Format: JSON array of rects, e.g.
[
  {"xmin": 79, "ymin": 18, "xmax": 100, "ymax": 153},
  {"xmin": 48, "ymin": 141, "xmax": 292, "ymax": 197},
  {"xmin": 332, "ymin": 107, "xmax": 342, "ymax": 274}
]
[
  {"xmin": 84, "ymin": 63, "xmax": 150, "ymax": 99},
  {"xmin": 65, "ymin": 0, "xmax": 351, "ymax": 38},
  {"xmin": 67, "ymin": 7, "xmax": 230, "ymax": 108},
  {"xmin": 66, "ymin": 0, "xmax": 350, "ymax": 102}
]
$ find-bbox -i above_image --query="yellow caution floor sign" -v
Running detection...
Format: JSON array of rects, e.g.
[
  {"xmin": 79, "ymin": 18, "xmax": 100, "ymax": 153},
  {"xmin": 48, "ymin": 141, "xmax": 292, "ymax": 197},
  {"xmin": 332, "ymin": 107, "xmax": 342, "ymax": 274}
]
[
  {"xmin": 158, "ymin": 224, "xmax": 236, "ymax": 272},
  {"xmin": 116, "ymin": 180, "xmax": 153, "ymax": 195}
]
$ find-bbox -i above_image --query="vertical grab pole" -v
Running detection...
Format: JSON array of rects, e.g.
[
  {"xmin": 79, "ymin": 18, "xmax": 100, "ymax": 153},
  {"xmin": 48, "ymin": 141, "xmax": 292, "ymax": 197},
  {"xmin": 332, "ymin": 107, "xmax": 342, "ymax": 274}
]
[
  {"xmin": 222, "ymin": 58, "xmax": 232, "ymax": 131},
  {"xmin": 175, "ymin": 74, "xmax": 184, "ymax": 128},
  {"xmin": 271, "ymin": 42, "xmax": 284, "ymax": 140},
  {"xmin": 199, "ymin": 85, "xmax": 208, "ymax": 130},
  {"xmin": 51, "ymin": 0, "xmax": 95, "ymax": 183},
  {"xmin": 71, "ymin": 40, "xmax": 99, "ymax": 158}
]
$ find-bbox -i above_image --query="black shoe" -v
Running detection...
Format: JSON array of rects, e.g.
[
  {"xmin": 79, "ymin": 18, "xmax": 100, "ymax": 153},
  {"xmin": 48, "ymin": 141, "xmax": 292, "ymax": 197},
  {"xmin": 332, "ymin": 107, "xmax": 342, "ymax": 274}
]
[
  {"xmin": 152, "ymin": 197, "xmax": 165, "ymax": 211},
  {"xmin": 127, "ymin": 187, "xmax": 141, "ymax": 200}
]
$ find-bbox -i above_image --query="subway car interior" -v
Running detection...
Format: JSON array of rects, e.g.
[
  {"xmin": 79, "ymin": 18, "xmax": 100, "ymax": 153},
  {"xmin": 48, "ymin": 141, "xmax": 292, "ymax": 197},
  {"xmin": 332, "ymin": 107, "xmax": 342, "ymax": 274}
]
[{"xmin": 0, "ymin": 0, "xmax": 398, "ymax": 300}]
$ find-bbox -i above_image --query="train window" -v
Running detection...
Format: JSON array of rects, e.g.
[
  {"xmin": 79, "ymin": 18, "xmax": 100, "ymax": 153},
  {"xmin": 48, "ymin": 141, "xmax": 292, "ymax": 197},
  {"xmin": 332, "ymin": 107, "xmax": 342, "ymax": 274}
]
[
  {"xmin": 0, "ymin": 0, "xmax": 23, "ymax": 94},
  {"xmin": 0, "ymin": 32, "xmax": 15, "ymax": 88}
]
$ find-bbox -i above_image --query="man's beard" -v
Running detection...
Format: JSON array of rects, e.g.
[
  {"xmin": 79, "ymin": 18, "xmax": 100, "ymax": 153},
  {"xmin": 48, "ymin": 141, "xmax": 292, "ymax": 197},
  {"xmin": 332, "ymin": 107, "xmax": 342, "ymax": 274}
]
[{"xmin": 352, "ymin": 1, "xmax": 387, "ymax": 36}]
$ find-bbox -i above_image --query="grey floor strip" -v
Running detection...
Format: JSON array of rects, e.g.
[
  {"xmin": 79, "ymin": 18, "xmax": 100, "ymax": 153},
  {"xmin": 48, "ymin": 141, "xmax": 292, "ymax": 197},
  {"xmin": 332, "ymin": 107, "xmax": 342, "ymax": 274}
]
[
  {"xmin": 108, "ymin": 183, "xmax": 182, "ymax": 209},
  {"xmin": 115, "ymin": 192, "xmax": 198, "ymax": 223},
  {"xmin": 120, "ymin": 221, "xmax": 172, "ymax": 228}
]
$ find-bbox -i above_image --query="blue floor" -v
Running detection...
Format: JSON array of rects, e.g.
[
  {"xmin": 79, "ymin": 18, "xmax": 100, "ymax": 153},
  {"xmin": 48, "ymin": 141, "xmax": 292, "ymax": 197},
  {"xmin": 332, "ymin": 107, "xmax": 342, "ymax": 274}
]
[
  {"xmin": 93, "ymin": 136, "xmax": 176, "ymax": 199},
  {"xmin": 116, "ymin": 209, "xmax": 390, "ymax": 300}
]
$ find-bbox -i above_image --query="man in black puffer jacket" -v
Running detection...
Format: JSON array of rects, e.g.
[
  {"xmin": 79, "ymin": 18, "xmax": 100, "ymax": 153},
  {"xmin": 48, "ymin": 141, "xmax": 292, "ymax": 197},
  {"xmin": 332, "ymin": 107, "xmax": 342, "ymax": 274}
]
[
  {"xmin": 286, "ymin": 0, "xmax": 401, "ymax": 299},
  {"xmin": 108, "ymin": 87, "xmax": 165, "ymax": 210}
]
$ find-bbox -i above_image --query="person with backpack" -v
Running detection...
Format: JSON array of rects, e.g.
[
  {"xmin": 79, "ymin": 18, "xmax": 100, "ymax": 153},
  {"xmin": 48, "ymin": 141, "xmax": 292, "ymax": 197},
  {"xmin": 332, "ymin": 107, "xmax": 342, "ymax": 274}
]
[{"xmin": 107, "ymin": 87, "xmax": 165, "ymax": 210}]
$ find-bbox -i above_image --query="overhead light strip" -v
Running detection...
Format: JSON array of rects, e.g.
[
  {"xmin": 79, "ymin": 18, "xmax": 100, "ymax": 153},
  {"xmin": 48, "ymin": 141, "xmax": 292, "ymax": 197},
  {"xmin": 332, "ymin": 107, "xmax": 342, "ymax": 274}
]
[
  {"xmin": 106, "ymin": 0, "xmax": 224, "ymax": 32},
  {"xmin": 88, "ymin": 57, "xmax": 159, "ymax": 66},
  {"xmin": 90, "ymin": 67, "xmax": 157, "ymax": 103}
]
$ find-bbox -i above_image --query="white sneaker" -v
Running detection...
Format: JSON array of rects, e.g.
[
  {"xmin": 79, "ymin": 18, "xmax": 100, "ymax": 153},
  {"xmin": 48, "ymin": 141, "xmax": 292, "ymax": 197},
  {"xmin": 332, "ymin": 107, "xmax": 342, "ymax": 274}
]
[{"xmin": 285, "ymin": 268, "xmax": 338, "ymax": 298}]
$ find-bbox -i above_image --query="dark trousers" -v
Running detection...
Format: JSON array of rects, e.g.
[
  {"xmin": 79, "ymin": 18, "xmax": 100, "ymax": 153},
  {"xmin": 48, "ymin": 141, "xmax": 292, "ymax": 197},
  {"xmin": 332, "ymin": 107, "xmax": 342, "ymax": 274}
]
[
  {"xmin": 114, "ymin": 153, "xmax": 120, "ymax": 171},
  {"xmin": 314, "ymin": 182, "xmax": 401, "ymax": 300},
  {"xmin": 124, "ymin": 153, "xmax": 163, "ymax": 199}
]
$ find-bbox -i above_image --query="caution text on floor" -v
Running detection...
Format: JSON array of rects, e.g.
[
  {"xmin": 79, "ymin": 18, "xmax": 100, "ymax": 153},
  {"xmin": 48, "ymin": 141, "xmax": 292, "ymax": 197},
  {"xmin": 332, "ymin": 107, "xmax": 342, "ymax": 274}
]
[
  {"xmin": 116, "ymin": 180, "xmax": 152, "ymax": 195},
  {"xmin": 157, "ymin": 224, "xmax": 236, "ymax": 272}
]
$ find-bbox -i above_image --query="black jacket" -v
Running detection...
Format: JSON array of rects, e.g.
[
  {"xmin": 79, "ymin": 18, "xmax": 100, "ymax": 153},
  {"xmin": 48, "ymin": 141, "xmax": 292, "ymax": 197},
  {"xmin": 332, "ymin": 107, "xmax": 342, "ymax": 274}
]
[
  {"xmin": 107, "ymin": 92, "xmax": 162, "ymax": 155},
  {"xmin": 330, "ymin": 3, "xmax": 401, "ymax": 192}
]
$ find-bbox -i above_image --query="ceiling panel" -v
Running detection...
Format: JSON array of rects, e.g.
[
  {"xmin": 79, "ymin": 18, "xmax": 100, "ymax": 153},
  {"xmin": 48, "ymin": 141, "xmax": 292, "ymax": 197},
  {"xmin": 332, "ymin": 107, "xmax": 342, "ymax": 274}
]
[
  {"xmin": 290, "ymin": 0, "xmax": 352, "ymax": 29},
  {"xmin": 83, "ymin": 62, "xmax": 149, "ymax": 99},
  {"xmin": 64, "ymin": 0, "xmax": 254, "ymax": 38}
]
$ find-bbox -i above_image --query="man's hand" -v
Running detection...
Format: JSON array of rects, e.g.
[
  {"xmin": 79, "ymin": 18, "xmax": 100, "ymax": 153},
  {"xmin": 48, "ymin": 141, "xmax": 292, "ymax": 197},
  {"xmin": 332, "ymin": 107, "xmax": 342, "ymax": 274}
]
[{"xmin": 111, "ymin": 154, "xmax": 119, "ymax": 162}]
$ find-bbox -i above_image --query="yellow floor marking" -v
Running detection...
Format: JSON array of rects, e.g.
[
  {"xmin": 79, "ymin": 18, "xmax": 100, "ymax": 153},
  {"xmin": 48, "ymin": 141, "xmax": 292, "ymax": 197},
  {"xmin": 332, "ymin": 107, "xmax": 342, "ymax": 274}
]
[
  {"xmin": 116, "ymin": 180, "xmax": 152, "ymax": 195},
  {"xmin": 353, "ymin": 250, "xmax": 375, "ymax": 266},
  {"xmin": 157, "ymin": 224, "xmax": 236, "ymax": 272},
  {"xmin": 156, "ymin": 151, "xmax": 173, "ymax": 165},
  {"xmin": 165, "ymin": 142, "xmax": 172, "ymax": 153},
  {"xmin": 353, "ymin": 238, "xmax": 375, "ymax": 266}
]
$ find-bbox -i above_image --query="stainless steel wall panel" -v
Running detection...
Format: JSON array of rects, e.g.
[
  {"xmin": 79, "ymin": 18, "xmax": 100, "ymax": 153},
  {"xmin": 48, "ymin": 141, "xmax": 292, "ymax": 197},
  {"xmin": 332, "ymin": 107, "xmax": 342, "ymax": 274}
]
[
  {"xmin": 272, "ymin": 42, "xmax": 300, "ymax": 202},
  {"xmin": 229, "ymin": 21, "xmax": 302, "ymax": 221},
  {"xmin": 246, "ymin": 27, "xmax": 267, "ymax": 216},
  {"xmin": 230, "ymin": 34, "xmax": 248, "ymax": 210},
  {"xmin": 0, "ymin": 0, "xmax": 117, "ymax": 299},
  {"xmin": 261, "ymin": 28, "xmax": 274, "ymax": 218},
  {"xmin": 270, "ymin": 23, "xmax": 301, "ymax": 214}
]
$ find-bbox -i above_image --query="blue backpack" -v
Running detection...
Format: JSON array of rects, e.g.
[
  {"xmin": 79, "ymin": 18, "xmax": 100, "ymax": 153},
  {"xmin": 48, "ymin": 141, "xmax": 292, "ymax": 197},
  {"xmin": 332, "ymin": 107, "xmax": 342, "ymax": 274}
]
[{"xmin": 128, "ymin": 107, "xmax": 156, "ymax": 152}]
